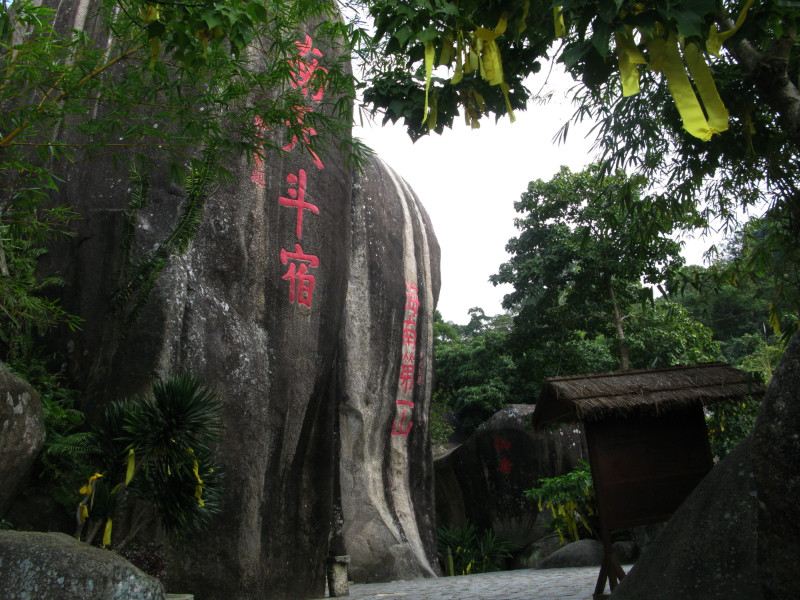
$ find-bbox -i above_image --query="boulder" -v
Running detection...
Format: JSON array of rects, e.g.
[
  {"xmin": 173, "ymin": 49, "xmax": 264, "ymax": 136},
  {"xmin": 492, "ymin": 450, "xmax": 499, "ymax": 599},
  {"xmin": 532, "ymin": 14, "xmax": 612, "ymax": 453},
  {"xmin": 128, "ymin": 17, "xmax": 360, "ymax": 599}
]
[
  {"xmin": 752, "ymin": 331, "xmax": 800, "ymax": 600},
  {"xmin": 0, "ymin": 364, "xmax": 45, "ymax": 515},
  {"xmin": 337, "ymin": 155, "xmax": 440, "ymax": 582},
  {"xmin": 520, "ymin": 532, "xmax": 563, "ymax": 569},
  {"xmin": 35, "ymin": 7, "xmax": 355, "ymax": 599},
  {"xmin": 27, "ymin": 3, "xmax": 444, "ymax": 598},
  {"xmin": 537, "ymin": 539, "xmax": 604, "ymax": 569},
  {"xmin": 610, "ymin": 438, "xmax": 761, "ymax": 600},
  {"xmin": 434, "ymin": 404, "xmax": 587, "ymax": 549},
  {"xmin": 0, "ymin": 531, "xmax": 164, "ymax": 600}
]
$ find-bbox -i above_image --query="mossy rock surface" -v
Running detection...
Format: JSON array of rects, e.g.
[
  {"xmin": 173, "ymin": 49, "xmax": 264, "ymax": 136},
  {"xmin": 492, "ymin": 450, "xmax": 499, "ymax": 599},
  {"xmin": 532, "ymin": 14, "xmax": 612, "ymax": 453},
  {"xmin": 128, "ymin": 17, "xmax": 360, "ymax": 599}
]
[{"xmin": 0, "ymin": 531, "xmax": 165, "ymax": 600}]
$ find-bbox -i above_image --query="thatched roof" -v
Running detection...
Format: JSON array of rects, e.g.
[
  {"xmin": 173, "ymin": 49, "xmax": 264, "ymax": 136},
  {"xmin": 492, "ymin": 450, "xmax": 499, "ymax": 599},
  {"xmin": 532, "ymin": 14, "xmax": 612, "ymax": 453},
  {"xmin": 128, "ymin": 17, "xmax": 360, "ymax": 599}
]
[{"xmin": 532, "ymin": 363, "xmax": 763, "ymax": 428}]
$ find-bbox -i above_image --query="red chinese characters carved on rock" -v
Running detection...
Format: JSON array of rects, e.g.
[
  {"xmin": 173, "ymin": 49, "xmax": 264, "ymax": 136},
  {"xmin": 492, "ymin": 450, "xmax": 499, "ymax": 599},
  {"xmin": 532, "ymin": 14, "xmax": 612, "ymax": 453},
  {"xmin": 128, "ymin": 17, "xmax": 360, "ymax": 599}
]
[
  {"xmin": 279, "ymin": 169, "xmax": 318, "ymax": 240},
  {"xmin": 251, "ymin": 33, "xmax": 328, "ymax": 309},
  {"xmin": 251, "ymin": 35, "xmax": 327, "ymax": 185},
  {"xmin": 392, "ymin": 283, "xmax": 420, "ymax": 437},
  {"xmin": 280, "ymin": 243, "xmax": 319, "ymax": 308}
]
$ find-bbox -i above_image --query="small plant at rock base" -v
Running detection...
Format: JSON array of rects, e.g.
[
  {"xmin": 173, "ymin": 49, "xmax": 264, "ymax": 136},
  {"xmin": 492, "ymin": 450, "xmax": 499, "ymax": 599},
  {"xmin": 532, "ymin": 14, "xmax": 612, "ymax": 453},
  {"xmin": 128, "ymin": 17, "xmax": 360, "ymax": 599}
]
[
  {"xmin": 525, "ymin": 461, "xmax": 596, "ymax": 544},
  {"xmin": 75, "ymin": 374, "xmax": 223, "ymax": 549},
  {"xmin": 437, "ymin": 524, "xmax": 513, "ymax": 576}
]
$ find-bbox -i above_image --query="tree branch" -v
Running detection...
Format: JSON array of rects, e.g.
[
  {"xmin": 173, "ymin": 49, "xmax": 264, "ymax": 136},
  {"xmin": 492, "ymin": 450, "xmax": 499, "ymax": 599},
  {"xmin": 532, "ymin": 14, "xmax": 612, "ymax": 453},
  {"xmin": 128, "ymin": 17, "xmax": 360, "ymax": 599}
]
[{"xmin": 724, "ymin": 21, "xmax": 800, "ymax": 148}]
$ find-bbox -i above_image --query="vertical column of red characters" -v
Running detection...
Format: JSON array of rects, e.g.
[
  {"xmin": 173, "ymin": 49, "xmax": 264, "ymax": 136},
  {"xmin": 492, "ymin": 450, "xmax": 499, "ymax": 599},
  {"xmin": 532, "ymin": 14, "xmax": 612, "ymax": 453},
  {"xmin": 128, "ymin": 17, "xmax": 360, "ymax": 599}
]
[
  {"xmin": 251, "ymin": 34, "xmax": 327, "ymax": 309},
  {"xmin": 392, "ymin": 283, "xmax": 420, "ymax": 436}
]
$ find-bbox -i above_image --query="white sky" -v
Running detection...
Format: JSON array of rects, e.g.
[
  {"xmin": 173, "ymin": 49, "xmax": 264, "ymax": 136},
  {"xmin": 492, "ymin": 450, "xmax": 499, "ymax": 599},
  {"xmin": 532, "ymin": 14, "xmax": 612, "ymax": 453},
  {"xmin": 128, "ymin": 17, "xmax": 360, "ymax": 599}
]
[{"xmin": 353, "ymin": 65, "xmax": 714, "ymax": 324}]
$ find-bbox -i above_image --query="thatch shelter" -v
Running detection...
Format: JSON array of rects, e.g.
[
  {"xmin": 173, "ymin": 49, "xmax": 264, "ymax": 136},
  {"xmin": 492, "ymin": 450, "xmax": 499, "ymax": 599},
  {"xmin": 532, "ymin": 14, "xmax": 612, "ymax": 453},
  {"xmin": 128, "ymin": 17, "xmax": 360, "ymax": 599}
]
[
  {"xmin": 533, "ymin": 363, "xmax": 761, "ymax": 428},
  {"xmin": 532, "ymin": 363, "xmax": 763, "ymax": 599}
]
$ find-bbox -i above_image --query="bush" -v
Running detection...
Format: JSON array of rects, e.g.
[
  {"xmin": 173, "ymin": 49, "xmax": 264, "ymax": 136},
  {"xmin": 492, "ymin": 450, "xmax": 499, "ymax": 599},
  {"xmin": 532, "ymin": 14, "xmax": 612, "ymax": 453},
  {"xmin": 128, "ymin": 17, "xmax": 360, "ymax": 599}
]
[
  {"xmin": 524, "ymin": 461, "xmax": 596, "ymax": 543},
  {"xmin": 76, "ymin": 374, "xmax": 223, "ymax": 549},
  {"xmin": 437, "ymin": 524, "xmax": 513, "ymax": 575}
]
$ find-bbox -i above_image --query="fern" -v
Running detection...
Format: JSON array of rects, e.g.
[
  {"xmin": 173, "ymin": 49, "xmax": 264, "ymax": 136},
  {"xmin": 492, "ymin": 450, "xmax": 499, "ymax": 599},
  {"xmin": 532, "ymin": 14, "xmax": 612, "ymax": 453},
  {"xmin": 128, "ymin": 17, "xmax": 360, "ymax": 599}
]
[{"xmin": 43, "ymin": 431, "xmax": 98, "ymax": 459}]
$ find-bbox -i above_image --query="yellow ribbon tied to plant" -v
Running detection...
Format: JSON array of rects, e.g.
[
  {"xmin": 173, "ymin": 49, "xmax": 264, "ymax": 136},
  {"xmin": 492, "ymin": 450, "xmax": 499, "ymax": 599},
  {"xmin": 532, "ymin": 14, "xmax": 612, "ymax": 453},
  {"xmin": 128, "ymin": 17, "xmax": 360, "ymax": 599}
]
[
  {"xmin": 188, "ymin": 448, "xmax": 205, "ymax": 508},
  {"xmin": 553, "ymin": 5, "xmax": 566, "ymax": 38},
  {"xmin": 645, "ymin": 33, "xmax": 728, "ymax": 141},
  {"xmin": 125, "ymin": 448, "xmax": 136, "ymax": 485},
  {"xmin": 707, "ymin": 0, "xmax": 754, "ymax": 56},
  {"xmin": 102, "ymin": 518, "xmax": 113, "ymax": 547},
  {"xmin": 422, "ymin": 40, "xmax": 435, "ymax": 125},
  {"xmin": 615, "ymin": 28, "xmax": 646, "ymax": 97},
  {"xmin": 473, "ymin": 15, "xmax": 516, "ymax": 122},
  {"xmin": 79, "ymin": 472, "xmax": 104, "ymax": 496}
]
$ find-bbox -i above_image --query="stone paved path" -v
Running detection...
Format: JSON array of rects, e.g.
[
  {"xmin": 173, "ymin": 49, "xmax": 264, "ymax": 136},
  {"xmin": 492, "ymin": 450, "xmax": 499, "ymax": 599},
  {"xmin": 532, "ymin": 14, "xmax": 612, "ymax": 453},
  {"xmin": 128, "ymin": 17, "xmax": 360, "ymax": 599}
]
[{"xmin": 315, "ymin": 566, "xmax": 610, "ymax": 599}]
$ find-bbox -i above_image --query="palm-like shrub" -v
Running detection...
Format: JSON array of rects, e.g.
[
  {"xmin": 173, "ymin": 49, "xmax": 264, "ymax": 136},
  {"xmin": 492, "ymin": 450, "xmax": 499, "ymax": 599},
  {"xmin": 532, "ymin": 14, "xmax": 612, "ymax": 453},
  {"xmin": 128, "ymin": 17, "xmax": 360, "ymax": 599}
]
[{"xmin": 76, "ymin": 374, "xmax": 223, "ymax": 548}]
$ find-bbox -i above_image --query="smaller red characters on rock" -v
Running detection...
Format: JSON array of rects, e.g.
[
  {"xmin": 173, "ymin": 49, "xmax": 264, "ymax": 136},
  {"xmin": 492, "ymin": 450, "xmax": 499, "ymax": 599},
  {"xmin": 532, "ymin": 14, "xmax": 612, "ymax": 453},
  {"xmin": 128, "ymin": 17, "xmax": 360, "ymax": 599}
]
[
  {"xmin": 280, "ymin": 243, "xmax": 319, "ymax": 308},
  {"xmin": 282, "ymin": 105, "xmax": 325, "ymax": 170},
  {"xmin": 290, "ymin": 34, "xmax": 328, "ymax": 102},
  {"xmin": 391, "ymin": 399, "xmax": 414, "ymax": 436},
  {"xmin": 404, "ymin": 288, "xmax": 420, "ymax": 316},
  {"xmin": 250, "ymin": 115, "xmax": 269, "ymax": 188},
  {"xmin": 279, "ymin": 169, "xmax": 318, "ymax": 239},
  {"xmin": 402, "ymin": 321, "xmax": 416, "ymax": 346},
  {"xmin": 398, "ymin": 361, "xmax": 415, "ymax": 393},
  {"xmin": 498, "ymin": 456, "xmax": 513, "ymax": 475}
]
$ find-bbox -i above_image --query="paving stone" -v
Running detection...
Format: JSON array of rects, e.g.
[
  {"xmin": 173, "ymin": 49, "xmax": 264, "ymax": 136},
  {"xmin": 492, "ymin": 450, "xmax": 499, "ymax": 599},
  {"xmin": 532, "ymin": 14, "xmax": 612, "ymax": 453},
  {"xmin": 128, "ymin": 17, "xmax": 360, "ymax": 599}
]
[{"xmin": 314, "ymin": 566, "xmax": 615, "ymax": 600}]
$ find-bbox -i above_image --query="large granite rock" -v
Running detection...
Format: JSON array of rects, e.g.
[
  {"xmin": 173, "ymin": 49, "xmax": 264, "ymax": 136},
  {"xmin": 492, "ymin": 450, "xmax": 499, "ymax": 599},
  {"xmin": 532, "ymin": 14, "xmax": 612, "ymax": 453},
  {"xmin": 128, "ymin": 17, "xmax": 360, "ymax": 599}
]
[
  {"xmin": 337, "ymin": 155, "xmax": 440, "ymax": 582},
  {"xmin": 537, "ymin": 539, "xmax": 604, "ymax": 569},
  {"xmin": 26, "ymin": 4, "xmax": 442, "ymax": 598},
  {"xmin": 0, "ymin": 531, "xmax": 164, "ymax": 600},
  {"xmin": 33, "ymin": 6, "xmax": 353, "ymax": 599},
  {"xmin": 435, "ymin": 405, "xmax": 587, "ymax": 549},
  {"xmin": 0, "ymin": 364, "xmax": 45, "ymax": 515},
  {"xmin": 753, "ymin": 331, "xmax": 800, "ymax": 600},
  {"xmin": 610, "ymin": 438, "xmax": 761, "ymax": 600}
]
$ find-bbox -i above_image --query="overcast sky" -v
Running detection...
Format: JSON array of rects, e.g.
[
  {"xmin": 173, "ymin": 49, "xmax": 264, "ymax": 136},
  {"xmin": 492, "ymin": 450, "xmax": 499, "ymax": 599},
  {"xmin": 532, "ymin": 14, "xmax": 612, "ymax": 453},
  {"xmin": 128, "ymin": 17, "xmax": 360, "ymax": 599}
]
[{"xmin": 353, "ymin": 66, "xmax": 713, "ymax": 324}]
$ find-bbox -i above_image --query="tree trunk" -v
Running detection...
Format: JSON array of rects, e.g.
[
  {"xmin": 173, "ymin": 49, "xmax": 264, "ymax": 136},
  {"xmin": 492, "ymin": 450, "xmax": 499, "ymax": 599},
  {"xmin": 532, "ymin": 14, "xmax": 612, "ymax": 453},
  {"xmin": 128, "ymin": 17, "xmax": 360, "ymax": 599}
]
[{"xmin": 609, "ymin": 282, "xmax": 631, "ymax": 371}]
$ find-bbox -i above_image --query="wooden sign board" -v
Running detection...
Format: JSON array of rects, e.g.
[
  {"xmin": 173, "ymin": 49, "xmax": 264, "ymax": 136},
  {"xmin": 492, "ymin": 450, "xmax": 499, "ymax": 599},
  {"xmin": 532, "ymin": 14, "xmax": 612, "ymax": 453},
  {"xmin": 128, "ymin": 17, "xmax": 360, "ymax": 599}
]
[{"xmin": 585, "ymin": 403, "xmax": 713, "ymax": 533}]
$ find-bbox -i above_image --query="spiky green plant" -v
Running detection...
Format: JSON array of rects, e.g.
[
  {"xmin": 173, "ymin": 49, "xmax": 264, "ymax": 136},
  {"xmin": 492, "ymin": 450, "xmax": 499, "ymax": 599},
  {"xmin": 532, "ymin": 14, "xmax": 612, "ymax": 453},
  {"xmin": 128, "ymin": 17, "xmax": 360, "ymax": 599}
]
[{"xmin": 76, "ymin": 374, "xmax": 223, "ymax": 548}]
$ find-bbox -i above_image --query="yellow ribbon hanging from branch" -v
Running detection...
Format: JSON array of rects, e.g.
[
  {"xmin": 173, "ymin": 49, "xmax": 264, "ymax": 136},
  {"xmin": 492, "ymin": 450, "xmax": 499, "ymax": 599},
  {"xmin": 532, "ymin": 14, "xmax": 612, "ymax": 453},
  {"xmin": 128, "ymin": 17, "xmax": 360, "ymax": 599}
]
[
  {"xmin": 707, "ymin": 0, "xmax": 754, "ymax": 56},
  {"xmin": 189, "ymin": 448, "xmax": 205, "ymax": 508},
  {"xmin": 473, "ymin": 15, "xmax": 516, "ymax": 122},
  {"xmin": 125, "ymin": 448, "xmax": 136, "ymax": 485},
  {"xmin": 683, "ymin": 42, "xmax": 729, "ymax": 133},
  {"xmin": 553, "ymin": 6, "xmax": 566, "ymax": 38},
  {"xmin": 646, "ymin": 33, "xmax": 728, "ymax": 141},
  {"xmin": 102, "ymin": 518, "xmax": 113, "ymax": 547},
  {"xmin": 422, "ymin": 41, "xmax": 435, "ymax": 125},
  {"xmin": 615, "ymin": 28, "xmax": 646, "ymax": 97}
]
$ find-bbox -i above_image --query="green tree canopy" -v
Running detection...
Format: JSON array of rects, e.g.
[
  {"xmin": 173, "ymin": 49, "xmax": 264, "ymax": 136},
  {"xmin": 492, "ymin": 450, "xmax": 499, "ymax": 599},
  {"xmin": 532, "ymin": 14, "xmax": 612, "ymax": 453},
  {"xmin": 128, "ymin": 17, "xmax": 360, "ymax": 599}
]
[{"xmin": 491, "ymin": 164, "xmax": 687, "ymax": 371}]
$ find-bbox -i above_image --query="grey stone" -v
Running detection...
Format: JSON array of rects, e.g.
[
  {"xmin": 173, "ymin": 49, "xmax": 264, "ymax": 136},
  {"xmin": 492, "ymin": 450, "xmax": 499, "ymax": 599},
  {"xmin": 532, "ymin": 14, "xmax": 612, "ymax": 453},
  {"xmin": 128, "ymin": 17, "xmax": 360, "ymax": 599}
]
[
  {"xmin": 521, "ymin": 531, "xmax": 563, "ymax": 568},
  {"xmin": 338, "ymin": 154, "xmax": 440, "ymax": 583},
  {"xmin": 537, "ymin": 539, "xmax": 604, "ymax": 569},
  {"xmin": 753, "ymin": 331, "xmax": 800, "ymax": 600},
  {"xmin": 610, "ymin": 438, "xmax": 761, "ymax": 600},
  {"xmin": 0, "ymin": 363, "xmax": 45, "ymax": 515},
  {"xmin": 0, "ymin": 531, "xmax": 164, "ymax": 600},
  {"xmin": 34, "ymin": 6, "xmax": 354, "ymax": 598},
  {"xmin": 435, "ymin": 406, "xmax": 587, "ymax": 550}
]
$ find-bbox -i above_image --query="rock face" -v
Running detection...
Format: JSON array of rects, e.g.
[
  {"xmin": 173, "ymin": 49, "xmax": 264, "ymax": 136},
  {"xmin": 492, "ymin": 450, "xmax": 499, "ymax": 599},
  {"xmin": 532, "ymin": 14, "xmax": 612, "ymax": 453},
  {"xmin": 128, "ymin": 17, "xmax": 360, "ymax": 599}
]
[
  {"xmin": 610, "ymin": 439, "xmax": 761, "ymax": 600},
  {"xmin": 35, "ymin": 11, "xmax": 349, "ymax": 600},
  {"xmin": 337, "ymin": 155, "xmax": 441, "ymax": 582},
  {"xmin": 27, "ymin": 4, "xmax": 442, "ymax": 598},
  {"xmin": 537, "ymin": 539, "xmax": 604, "ymax": 569},
  {"xmin": 752, "ymin": 331, "xmax": 800, "ymax": 600},
  {"xmin": 0, "ymin": 531, "xmax": 165, "ymax": 600},
  {"xmin": 0, "ymin": 364, "xmax": 45, "ymax": 516},
  {"xmin": 435, "ymin": 405, "xmax": 587, "ymax": 550}
]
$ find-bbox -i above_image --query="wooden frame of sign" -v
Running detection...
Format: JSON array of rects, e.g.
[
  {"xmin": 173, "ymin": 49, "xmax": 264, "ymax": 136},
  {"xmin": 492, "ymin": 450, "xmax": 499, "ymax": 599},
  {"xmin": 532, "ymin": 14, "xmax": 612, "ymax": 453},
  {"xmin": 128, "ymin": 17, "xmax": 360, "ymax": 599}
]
[{"xmin": 531, "ymin": 364, "xmax": 762, "ymax": 599}]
